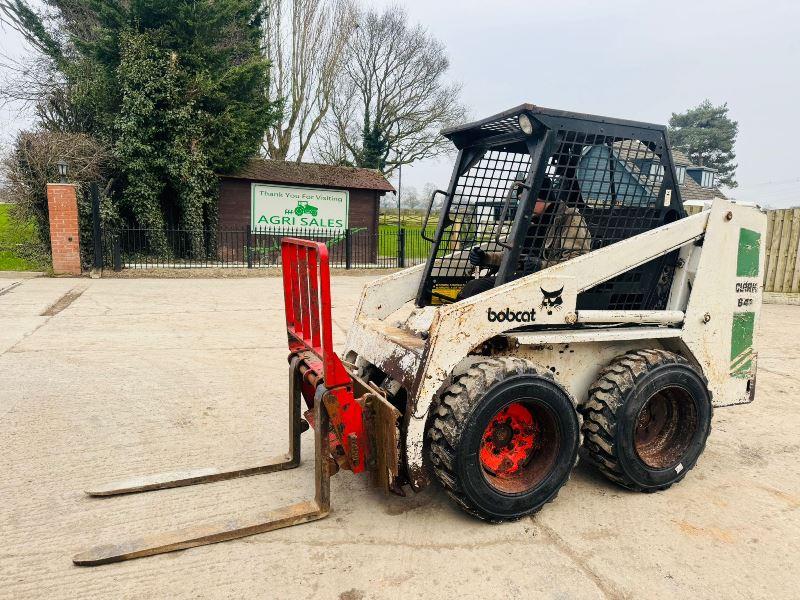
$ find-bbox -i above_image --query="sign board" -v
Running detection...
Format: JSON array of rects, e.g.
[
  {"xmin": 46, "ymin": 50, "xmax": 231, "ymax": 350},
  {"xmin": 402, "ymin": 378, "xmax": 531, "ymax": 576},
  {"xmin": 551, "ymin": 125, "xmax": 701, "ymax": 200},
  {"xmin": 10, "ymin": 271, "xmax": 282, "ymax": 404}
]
[{"xmin": 251, "ymin": 183, "xmax": 349, "ymax": 233}]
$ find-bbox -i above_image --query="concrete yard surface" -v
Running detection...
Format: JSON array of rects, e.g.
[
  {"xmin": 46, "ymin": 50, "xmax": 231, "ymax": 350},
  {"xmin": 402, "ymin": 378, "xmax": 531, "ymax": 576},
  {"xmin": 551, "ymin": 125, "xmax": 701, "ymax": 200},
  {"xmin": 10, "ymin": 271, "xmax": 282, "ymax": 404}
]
[{"xmin": 0, "ymin": 274, "xmax": 798, "ymax": 599}]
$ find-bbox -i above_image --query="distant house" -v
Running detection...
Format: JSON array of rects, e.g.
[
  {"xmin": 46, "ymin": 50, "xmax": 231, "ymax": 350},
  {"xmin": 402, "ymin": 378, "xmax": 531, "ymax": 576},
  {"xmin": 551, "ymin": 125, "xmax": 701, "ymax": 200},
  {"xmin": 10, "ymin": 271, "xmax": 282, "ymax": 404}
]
[
  {"xmin": 608, "ymin": 141, "xmax": 726, "ymax": 206},
  {"xmin": 670, "ymin": 149, "xmax": 726, "ymax": 203}
]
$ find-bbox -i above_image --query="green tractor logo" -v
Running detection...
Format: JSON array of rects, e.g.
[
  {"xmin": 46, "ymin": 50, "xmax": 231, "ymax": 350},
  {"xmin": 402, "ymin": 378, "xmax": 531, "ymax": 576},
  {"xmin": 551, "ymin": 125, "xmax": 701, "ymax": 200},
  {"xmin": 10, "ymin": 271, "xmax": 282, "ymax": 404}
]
[{"xmin": 294, "ymin": 200, "xmax": 319, "ymax": 217}]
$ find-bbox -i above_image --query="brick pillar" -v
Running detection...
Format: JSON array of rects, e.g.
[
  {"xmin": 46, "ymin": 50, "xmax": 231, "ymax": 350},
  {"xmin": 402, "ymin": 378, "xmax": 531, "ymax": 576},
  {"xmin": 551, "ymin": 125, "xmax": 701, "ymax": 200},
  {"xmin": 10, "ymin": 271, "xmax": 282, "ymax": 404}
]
[{"xmin": 46, "ymin": 183, "xmax": 82, "ymax": 275}]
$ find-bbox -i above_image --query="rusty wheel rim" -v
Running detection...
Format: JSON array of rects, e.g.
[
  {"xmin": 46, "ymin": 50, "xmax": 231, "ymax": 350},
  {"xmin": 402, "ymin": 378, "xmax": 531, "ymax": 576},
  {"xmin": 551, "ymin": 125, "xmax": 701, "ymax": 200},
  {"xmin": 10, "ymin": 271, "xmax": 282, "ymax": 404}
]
[
  {"xmin": 479, "ymin": 401, "xmax": 559, "ymax": 494},
  {"xmin": 634, "ymin": 386, "xmax": 698, "ymax": 469}
]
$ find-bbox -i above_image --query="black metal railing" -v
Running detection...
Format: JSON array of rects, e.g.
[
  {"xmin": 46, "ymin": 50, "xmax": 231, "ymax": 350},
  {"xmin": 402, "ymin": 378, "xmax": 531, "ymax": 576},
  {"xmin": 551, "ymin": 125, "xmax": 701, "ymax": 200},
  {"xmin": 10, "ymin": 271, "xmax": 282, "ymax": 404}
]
[{"xmin": 102, "ymin": 226, "xmax": 436, "ymax": 270}]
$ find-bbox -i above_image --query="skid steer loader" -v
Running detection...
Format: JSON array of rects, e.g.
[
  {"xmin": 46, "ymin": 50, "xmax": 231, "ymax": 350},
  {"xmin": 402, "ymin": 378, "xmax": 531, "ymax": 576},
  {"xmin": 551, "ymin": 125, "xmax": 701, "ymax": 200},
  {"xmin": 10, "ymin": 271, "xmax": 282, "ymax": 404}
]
[{"xmin": 74, "ymin": 105, "xmax": 765, "ymax": 566}]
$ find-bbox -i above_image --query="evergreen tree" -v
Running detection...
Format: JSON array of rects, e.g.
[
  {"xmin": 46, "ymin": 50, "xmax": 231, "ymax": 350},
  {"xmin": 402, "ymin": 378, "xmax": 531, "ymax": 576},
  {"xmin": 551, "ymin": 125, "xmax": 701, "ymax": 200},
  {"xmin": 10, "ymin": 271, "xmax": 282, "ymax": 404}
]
[
  {"xmin": 668, "ymin": 100, "xmax": 739, "ymax": 188},
  {"xmin": 1, "ymin": 0, "xmax": 280, "ymax": 250}
]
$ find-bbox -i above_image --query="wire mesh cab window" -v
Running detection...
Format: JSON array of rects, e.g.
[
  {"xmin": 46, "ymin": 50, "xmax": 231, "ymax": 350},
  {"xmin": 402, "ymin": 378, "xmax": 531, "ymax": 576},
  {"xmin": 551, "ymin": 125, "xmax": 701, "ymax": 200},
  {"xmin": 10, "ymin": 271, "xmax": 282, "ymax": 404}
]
[
  {"xmin": 579, "ymin": 137, "xmax": 679, "ymax": 310},
  {"xmin": 416, "ymin": 107, "xmax": 685, "ymax": 310},
  {"xmin": 504, "ymin": 131, "xmax": 681, "ymax": 310},
  {"xmin": 507, "ymin": 135, "xmax": 670, "ymax": 277},
  {"xmin": 420, "ymin": 146, "xmax": 531, "ymax": 304}
]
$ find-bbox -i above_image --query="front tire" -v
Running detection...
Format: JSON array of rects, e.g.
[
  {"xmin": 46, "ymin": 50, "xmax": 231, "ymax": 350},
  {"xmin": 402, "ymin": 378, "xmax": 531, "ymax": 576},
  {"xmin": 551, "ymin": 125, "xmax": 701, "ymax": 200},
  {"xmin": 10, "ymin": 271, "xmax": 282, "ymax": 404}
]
[
  {"xmin": 426, "ymin": 357, "xmax": 580, "ymax": 522},
  {"xmin": 580, "ymin": 349, "xmax": 712, "ymax": 492}
]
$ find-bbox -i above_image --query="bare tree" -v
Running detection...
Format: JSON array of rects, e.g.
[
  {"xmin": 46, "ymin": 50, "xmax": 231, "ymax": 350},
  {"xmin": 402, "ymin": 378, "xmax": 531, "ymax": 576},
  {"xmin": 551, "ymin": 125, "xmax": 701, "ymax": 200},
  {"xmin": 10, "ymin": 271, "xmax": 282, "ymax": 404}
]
[
  {"xmin": 379, "ymin": 189, "xmax": 397, "ymax": 212},
  {"xmin": 0, "ymin": 130, "xmax": 110, "ymax": 256},
  {"xmin": 403, "ymin": 185, "xmax": 422, "ymax": 212},
  {"xmin": 0, "ymin": 51, "xmax": 56, "ymax": 110},
  {"xmin": 0, "ymin": 1, "xmax": 60, "ymax": 57},
  {"xmin": 315, "ymin": 5, "xmax": 467, "ymax": 176},
  {"xmin": 421, "ymin": 182, "xmax": 442, "ymax": 210},
  {"xmin": 0, "ymin": 1, "xmax": 101, "ymax": 133},
  {"xmin": 262, "ymin": 0, "xmax": 356, "ymax": 161}
]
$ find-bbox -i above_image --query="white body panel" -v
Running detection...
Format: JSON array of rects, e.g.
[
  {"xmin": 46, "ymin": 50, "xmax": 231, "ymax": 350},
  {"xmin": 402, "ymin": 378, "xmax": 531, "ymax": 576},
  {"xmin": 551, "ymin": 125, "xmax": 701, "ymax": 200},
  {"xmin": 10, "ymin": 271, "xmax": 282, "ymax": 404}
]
[
  {"xmin": 681, "ymin": 200, "xmax": 766, "ymax": 406},
  {"xmin": 499, "ymin": 337, "xmax": 679, "ymax": 411},
  {"xmin": 343, "ymin": 199, "xmax": 766, "ymax": 488}
]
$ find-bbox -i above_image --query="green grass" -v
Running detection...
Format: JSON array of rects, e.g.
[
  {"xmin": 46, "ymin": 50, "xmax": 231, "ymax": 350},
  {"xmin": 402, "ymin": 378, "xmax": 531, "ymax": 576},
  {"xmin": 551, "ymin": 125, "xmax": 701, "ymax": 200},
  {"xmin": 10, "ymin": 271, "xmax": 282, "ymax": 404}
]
[
  {"xmin": 378, "ymin": 224, "xmax": 435, "ymax": 259},
  {"xmin": 0, "ymin": 204, "xmax": 47, "ymax": 271}
]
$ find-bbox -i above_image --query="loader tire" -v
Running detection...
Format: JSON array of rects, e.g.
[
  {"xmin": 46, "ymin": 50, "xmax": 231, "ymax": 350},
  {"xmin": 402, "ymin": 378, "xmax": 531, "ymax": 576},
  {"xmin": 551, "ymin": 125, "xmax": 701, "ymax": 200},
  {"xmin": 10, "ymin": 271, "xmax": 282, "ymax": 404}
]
[
  {"xmin": 580, "ymin": 349, "xmax": 712, "ymax": 492},
  {"xmin": 426, "ymin": 357, "xmax": 580, "ymax": 522}
]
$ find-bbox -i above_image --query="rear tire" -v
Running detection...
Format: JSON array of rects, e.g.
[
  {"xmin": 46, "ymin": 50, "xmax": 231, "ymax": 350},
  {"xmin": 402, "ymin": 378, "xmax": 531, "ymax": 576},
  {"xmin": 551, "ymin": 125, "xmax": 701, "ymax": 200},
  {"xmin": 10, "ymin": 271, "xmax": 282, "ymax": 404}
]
[
  {"xmin": 580, "ymin": 349, "xmax": 712, "ymax": 492},
  {"xmin": 426, "ymin": 357, "xmax": 580, "ymax": 522}
]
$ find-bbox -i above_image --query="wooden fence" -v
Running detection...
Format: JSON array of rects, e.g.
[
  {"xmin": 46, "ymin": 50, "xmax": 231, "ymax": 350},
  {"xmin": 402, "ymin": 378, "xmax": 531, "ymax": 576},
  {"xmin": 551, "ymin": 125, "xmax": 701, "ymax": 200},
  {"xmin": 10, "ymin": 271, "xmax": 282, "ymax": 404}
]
[
  {"xmin": 764, "ymin": 208, "xmax": 800, "ymax": 294},
  {"xmin": 685, "ymin": 205, "xmax": 800, "ymax": 294}
]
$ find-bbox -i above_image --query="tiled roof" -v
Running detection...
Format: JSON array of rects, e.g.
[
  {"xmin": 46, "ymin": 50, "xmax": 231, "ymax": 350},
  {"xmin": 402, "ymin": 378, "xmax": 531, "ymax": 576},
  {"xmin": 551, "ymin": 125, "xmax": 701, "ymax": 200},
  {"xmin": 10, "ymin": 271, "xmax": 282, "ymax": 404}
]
[
  {"xmin": 680, "ymin": 172, "xmax": 727, "ymax": 201},
  {"xmin": 222, "ymin": 158, "xmax": 395, "ymax": 193},
  {"xmin": 611, "ymin": 141, "xmax": 725, "ymax": 201},
  {"xmin": 670, "ymin": 149, "xmax": 725, "ymax": 200},
  {"xmin": 671, "ymin": 149, "xmax": 693, "ymax": 166}
]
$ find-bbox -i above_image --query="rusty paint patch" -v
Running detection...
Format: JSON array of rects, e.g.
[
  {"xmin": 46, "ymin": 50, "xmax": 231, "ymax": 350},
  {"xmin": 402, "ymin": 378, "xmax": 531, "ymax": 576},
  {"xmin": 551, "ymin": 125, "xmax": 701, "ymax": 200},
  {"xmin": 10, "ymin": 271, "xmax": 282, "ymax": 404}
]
[{"xmin": 363, "ymin": 393, "xmax": 401, "ymax": 491}]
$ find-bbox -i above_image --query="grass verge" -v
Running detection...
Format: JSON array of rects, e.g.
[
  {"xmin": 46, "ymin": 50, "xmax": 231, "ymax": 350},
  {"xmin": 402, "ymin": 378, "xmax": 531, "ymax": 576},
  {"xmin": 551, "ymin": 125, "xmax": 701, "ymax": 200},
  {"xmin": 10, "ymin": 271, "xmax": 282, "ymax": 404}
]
[{"xmin": 0, "ymin": 204, "xmax": 48, "ymax": 271}]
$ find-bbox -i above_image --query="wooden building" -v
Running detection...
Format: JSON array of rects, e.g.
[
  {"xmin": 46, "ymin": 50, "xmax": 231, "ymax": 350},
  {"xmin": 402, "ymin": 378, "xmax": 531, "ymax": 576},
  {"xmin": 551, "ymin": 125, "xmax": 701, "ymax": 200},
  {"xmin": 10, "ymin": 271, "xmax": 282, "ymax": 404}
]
[{"xmin": 218, "ymin": 159, "xmax": 394, "ymax": 265}]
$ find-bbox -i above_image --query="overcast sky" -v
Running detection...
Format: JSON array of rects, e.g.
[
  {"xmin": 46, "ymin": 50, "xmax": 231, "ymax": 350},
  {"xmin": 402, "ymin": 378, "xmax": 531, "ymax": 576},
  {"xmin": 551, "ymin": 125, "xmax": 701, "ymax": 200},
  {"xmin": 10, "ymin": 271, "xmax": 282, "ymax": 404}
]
[
  {"xmin": 371, "ymin": 0, "xmax": 800, "ymax": 208},
  {"xmin": 2, "ymin": 0, "xmax": 799, "ymax": 207}
]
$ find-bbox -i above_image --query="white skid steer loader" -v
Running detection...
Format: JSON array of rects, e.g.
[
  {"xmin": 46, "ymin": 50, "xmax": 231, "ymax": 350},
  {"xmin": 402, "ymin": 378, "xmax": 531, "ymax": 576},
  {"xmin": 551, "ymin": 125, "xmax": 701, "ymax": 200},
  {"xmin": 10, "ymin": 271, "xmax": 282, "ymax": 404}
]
[{"xmin": 75, "ymin": 105, "xmax": 765, "ymax": 565}]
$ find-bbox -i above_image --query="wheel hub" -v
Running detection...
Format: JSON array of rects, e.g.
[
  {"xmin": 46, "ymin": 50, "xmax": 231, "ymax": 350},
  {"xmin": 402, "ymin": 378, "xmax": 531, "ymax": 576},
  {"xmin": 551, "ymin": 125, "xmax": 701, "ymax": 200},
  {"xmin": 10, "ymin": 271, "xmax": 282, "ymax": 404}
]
[
  {"xmin": 480, "ymin": 403, "xmax": 538, "ymax": 477},
  {"xmin": 491, "ymin": 423, "xmax": 513, "ymax": 446},
  {"xmin": 635, "ymin": 394, "xmax": 670, "ymax": 447},
  {"xmin": 634, "ymin": 387, "xmax": 698, "ymax": 469}
]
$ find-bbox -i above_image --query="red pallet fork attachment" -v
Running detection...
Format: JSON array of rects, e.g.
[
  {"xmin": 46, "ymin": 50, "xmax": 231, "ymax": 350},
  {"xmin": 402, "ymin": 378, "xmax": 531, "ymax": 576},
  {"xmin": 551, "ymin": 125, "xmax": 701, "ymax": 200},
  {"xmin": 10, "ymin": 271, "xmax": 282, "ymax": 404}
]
[
  {"xmin": 281, "ymin": 238, "xmax": 366, "ymax": 472},
  {"xmin": 72, "ymin": 239, "xmax": 356, "ymax": 566},
  {"xmin": 72, "ymin": 239, "xmax": 396, "ymax": 566}
]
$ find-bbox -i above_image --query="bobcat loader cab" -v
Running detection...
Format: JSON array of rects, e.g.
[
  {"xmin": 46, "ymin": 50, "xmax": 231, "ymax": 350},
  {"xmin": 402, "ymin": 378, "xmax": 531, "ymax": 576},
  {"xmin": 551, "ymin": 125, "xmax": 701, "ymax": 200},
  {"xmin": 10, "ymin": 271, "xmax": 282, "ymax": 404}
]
[{"xmin": 75, "ymin": 105, "xmax": 764, "ymax": 565}]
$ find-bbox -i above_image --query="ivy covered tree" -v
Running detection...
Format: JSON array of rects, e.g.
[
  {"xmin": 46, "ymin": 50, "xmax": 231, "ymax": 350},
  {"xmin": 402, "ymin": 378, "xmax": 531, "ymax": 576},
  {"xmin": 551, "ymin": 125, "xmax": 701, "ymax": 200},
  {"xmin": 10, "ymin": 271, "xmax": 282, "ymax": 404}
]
[
  {"xmin": 113, "ymin": 29, "xmax": 216, "ymax": 252},
  {"xmin": 358, "ymin": 118, "xmax": 387, "ymax": 171},
  {"xmin": 668, "ymin": 100, "xmax": 739, "ymax": 188},
  {"xmin": 1, "ymin": 0, "xmax": 280, "ymax": 254}
]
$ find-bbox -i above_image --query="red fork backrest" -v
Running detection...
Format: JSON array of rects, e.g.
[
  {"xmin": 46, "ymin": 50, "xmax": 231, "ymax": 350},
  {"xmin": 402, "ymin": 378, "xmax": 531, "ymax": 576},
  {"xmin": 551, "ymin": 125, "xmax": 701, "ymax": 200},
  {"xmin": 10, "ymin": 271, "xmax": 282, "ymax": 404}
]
[{"xmin": 281, "ymin": 238, "xmax": 349, "ymax": 388}]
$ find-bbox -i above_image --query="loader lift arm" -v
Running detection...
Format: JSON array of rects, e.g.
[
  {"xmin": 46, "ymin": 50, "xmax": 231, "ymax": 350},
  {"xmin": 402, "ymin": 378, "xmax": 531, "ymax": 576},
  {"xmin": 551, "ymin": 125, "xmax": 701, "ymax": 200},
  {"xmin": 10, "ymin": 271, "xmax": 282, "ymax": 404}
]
[{"xmin": 73, "ymin": 239, "xmax": 357, "ymax": 566}]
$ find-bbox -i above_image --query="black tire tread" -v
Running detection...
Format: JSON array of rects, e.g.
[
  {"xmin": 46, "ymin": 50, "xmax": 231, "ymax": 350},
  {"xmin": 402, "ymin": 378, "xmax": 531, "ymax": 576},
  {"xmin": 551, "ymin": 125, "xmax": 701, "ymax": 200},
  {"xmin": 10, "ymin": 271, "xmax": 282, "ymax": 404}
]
[
  {"xmin": 426, "ymin": 357, "xmax": 581, "ymax": 522},
  {"xmin": 579, "ymin": 349, "xmax": 712, "ymax": 492}
]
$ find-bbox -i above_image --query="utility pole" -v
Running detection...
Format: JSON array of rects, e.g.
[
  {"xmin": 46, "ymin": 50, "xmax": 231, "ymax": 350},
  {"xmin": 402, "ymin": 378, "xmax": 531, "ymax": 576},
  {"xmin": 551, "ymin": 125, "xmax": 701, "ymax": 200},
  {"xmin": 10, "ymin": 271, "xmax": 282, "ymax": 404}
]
[{"xmin": 397, "ymin": 164, "xmax": 402, "ymax": 228}]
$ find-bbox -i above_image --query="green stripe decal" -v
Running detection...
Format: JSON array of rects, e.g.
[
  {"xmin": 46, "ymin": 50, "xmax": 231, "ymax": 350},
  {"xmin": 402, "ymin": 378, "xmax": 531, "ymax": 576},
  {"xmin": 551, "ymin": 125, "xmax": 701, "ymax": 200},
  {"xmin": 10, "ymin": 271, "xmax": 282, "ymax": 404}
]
[
  {"xmin": 730, "ymin": 311, "xmax": 755, "ymax": 377},
  {"xmin": 731, "ymin": 347, "xmax": 753, "ymax": 368},
  {"xmin": 737, "ymin": 228, "xmax": 761, "ymax": 277}
]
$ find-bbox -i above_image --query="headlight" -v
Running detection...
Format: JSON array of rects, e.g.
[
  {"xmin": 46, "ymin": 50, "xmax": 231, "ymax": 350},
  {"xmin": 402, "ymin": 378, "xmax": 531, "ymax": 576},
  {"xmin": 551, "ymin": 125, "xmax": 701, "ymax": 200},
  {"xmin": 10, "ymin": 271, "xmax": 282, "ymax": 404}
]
[{"xmin": 518, "ymin": 113, "xmax": 534, "ymax": 135}]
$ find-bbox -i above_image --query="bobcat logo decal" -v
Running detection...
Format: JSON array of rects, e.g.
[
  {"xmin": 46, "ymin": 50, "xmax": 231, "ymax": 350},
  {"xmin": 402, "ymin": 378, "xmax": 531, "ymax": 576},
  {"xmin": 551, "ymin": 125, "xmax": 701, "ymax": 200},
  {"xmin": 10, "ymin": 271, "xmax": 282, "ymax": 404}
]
[{"xmin": 540, "ymin": 286, "xmax": 564, "ymax": 315}]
